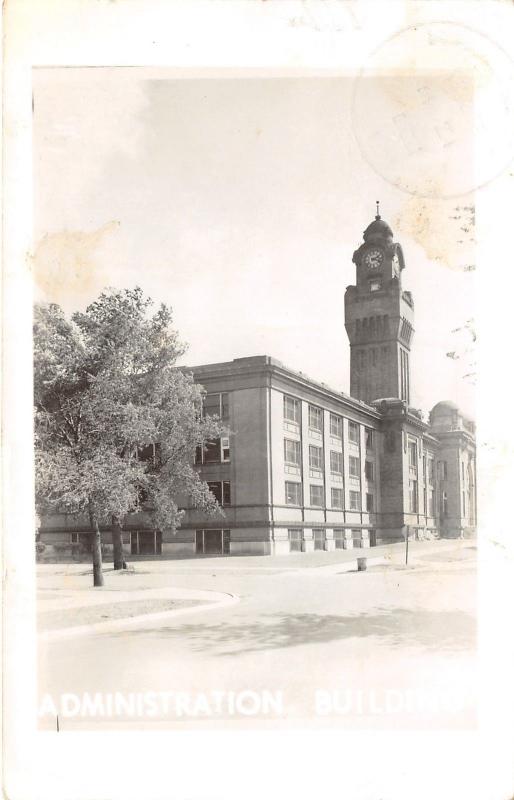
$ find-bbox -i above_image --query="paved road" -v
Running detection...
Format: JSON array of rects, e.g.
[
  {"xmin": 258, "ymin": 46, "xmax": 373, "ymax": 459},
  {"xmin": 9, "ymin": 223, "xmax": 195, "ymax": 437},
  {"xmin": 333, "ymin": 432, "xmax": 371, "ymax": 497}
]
[{"xmin": 38, "ymin": 542, "xmax": 477, "ymax": 731}]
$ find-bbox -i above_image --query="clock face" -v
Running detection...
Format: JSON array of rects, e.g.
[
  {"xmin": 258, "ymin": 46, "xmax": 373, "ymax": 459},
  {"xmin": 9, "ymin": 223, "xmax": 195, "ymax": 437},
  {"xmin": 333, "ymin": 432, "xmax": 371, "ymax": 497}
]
[{"xmin": 363, "ymin": 248, "xmax": 384, "ymax": 269}]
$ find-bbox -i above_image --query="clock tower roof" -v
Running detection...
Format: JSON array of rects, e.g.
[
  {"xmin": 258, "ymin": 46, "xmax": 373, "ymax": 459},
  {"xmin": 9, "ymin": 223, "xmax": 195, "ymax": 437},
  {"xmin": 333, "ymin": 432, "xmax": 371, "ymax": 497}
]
[{"xmin": 363, "ymin": 201, "xmax": 394, "ymax": 243}]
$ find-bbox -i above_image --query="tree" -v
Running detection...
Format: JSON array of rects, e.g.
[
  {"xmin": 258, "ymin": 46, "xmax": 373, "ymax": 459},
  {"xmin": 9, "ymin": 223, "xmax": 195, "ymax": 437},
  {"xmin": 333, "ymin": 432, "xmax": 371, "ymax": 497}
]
[{"xmin": 34, "ymin": 288, "xmax": 224, "ymax": 586}]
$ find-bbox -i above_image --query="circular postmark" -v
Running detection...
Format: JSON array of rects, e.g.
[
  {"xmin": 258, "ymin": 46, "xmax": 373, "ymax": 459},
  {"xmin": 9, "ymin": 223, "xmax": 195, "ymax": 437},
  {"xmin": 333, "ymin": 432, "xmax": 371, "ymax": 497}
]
[{"xmin": 352, "ymin": 21, "xmax": 514, "ymax": 198}]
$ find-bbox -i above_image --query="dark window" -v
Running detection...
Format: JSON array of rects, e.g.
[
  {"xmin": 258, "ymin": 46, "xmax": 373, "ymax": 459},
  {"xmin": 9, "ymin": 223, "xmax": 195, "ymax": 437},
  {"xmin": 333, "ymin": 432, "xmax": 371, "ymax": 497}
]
[
  {"xmin": 365, "ymin": 461, "xmax": 374, "ymax": 481},
  {"xmin": 285, "ymin": 482, "xmax": 302, "ymax": 506},
  {"xmin": 331, "ymin": 488, "xmax": 344, "ymax": 509},
  {"xmin": 349, "ymin": 491, "xmax": 361, "ymax": 510},
  {"xmin": 288, "ymin": 529, "xmax": 302, "ymax": 552},
  {"xmin": 207, "ymin": 481, "xmax": 231, "ymax": 506},
  {"xmin": 366, "ymin": 493, "xmax": 374, "ymax": 512},
  {"xmin": 203, "ymin": 439, "xmax": 221, "ymax": 463},
  {"xmin": 313, "ymin": 528, "xmax": 325, "ymax": 550},
  {"xmin": 310, "ymin": 485, "xmax": 324, "ymax": 507},
  {"xmin": 348, "ymin": 421, "xmax": 359, "ymax": 444},
  {"xmin": 409, "ymin": 441, "xmax": 417, "ymax": 469},
  {"xmin": 409, "ymin": 480, "xmax": 418, "ymax": 512},
  {"xmin": 365, "ymin": 428, "xmax": 374, "ymax": 451},
  {"xmin": 349, "ymin": 456, "xmax": 360, "ymax": 478}
]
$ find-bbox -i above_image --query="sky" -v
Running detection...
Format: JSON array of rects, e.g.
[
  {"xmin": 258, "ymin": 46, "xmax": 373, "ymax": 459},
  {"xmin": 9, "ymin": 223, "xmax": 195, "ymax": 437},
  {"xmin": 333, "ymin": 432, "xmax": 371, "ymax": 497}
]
[{"xmin": 33, "ymin": 69, "xmax": 475, "ymax": 416}]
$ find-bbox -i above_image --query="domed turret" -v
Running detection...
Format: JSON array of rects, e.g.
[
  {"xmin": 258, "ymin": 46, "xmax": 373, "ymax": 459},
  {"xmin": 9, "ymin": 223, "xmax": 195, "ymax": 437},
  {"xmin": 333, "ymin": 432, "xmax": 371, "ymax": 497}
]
[{"xmin": 362, "ymin": 200, "xmax": 394, "ymax": 243}]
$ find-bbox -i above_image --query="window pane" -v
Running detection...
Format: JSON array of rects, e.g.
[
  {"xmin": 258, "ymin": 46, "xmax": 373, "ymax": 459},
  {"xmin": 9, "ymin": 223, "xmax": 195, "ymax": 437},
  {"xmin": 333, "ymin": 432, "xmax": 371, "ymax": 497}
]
[
  {"xmin": 309, "ymin": 405, "xmax": 323, "ymax": 431},
  {"xmin": 330, "ymin": 451, "xmax": 343, "ymax": 473},
  {"xmin": 284, "ymin": 439, "xmax": 301, "ymax": 465},
  {"xmin": 330, "ymin": 414, "xmax": 343, "ymax": 438},
  {"xmin": 349, "ymin": 456, "xmax": 360, "ymax": 477},
  {"xmin": 204, "ymin": 439, "xmax": 221, "ymax": 463},
  {"xmin": 309, "ymin": 445, "xmax": 323, "ymax": 470},
  {"xmin": 349, "ymin": 491, "xmax": 361, "ymax": 510},
  {"xmin": 222, "ymin": 481, "xmax": 231, "ymax": 506},
  {"xmin": 284, "ymin": 396, "xmax": 300, "ymax": 423},
  {"xmin": 203, "ymin": 394, "xmax": 221, "ymax": 417},
  {"xmin": 365, "ymin": 428, "xmax": 374, "ymax": 450},
  {"xmin": 331, "ymin": 488, "xmax": 343, "ymax": 508},
  {"xmin": 348, "ymin": 421, "xmax": 359, "ymax": 443},
  {"xmin": 310, "ymin": 485, "xmax": 324, "ymax": 507},
  {"xmin": 365, "ymin": 461, "xmax": 374, "ymax": 481},
  {"xmin": 221, "ymin": 437, "xmax": 230, "ymax": 462},
  {"xmin": 207, "ymin": 481, "xmax": 222, "ymax": 504},
  {"xmin": 221, "ymin": 393, "xmax": 230, "ymax": 421},
  {"xmin": 285, "ymin": 482, "xmax": 302, "ymax": 505},
  {"xmin": 366, "ymin": 493, "xmax": 374, "ymax": 512}
]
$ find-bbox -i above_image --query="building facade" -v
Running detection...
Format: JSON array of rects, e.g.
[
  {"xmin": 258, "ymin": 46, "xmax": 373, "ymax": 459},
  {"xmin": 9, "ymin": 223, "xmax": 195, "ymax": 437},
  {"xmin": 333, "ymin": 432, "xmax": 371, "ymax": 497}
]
[{"xmin": 38, "ymin": 210, "xmax": 476, "ymax": 558}]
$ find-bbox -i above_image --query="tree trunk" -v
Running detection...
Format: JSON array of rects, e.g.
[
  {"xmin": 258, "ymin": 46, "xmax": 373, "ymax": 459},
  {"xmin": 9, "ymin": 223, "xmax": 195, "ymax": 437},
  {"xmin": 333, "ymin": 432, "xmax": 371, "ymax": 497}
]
[
  {"xmin": 88, "ymin": 502, "xmax": 104, "ymax": 587},
  {"xmin": 111, "ymin": 515, "xmax": 124, "ymax": 570}
]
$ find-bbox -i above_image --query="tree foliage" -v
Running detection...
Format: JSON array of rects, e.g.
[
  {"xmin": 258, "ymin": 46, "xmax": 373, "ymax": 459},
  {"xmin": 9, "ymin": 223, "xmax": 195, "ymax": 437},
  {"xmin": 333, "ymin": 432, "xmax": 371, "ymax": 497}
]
[{"xmin": 34, "ymin": 288, "xmax": 224, "ymax": 580}]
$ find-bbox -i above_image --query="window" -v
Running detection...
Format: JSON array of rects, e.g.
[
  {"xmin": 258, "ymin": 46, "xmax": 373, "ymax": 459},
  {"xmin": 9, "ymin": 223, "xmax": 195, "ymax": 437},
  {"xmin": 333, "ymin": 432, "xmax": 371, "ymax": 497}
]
[
  {"xmin": 333, "ymin": 528, "xmax": 345, "ymax": 549},
  {"xmin": 428, "ymin": 490, "xmax": 435, "ymax": 517},
  {"xmin": 330, "ymin": 414, "xmax": 343, "ymax": 438},
  {"xmin": 441, "ymin": 491, "xmax": 448, "ymax": 517},
  {"xmin": 349, "ymin": 455, "xmax": 360, "ymax": 478},
  {"xmin": 284, "ymin": 439, "xmax": 301, "ymax": 465},
  {"xmin": 203, "ymin": 438, "xmax": 221, "ymax": 463},
  {"xmin": 331, "ymin": 488, "xmax": 344, "ymax": 509},
  {"xmin": 408, "ymin": 441, "xmax": 417, "ymax": 469},
  {"xmin": 310, "ymin": 484, "xmax": 324, "ymax": 507},
  {"xmin": 370, "ymin": 280, "xmax": 381, "ymax": 292},
  {"xmin": 284, "ymin": 395, "xmax": 301, "ymax": 424},
  {"xmin": 195, "ymin": 529, "xmax": 231, "ymax": 555},
  {"xmin": 409, "ymin": 480, "xmax": 418, "ymax": 512},
  {"xmin": 313, "ymin": 528, "xmax": 325, "ymax": 550},
  {"xmin": 348, "ymin": 421, "xmax": 359, "ymax": 444},
  {"xmin": 197, "ymin": 435, "xmax": 230, "ymax": 464},
  {"xmin": 462, "ymin": 491, "xmax": 466, "ymax": 516},
  {"xmin": 221, "ymin": 437, "xmax": 230, "ymax": 462},
  {"xmin": 285, "ymin": 482, "xmax": 302, "ymax": 506},
  {"xmin": 309, "ymin": 405, "xmax": 323, "ymax": 431},
  {"xmin": 428, "ymin": 458, "xmax": 435, "ymax": 483},
  {"xmin": 288, "ymin": 529, "xmax": 302, "ymax": 552},
  {"xmin": 203, "ymin": 392, "xmax": 229, "ymax": 422},
  {"xmin": 365, "ymin": 428, "xmax": 374, "ymax": 451},
  {"xmin": 207, "ymin": 481, "xmax": 231, "ymax": 506},
  {"xmin": 330, "ymin": 451, "xmax": 343, "ymax": 474},
  {"xmin": 366, "ymin": 493, "xmax": 374, "ymax": 512},
  {"xmin": 439, "ymin": 461, "xmax": 448, "ymax": 480},
  {"xmin": 349, "ymin": 491, "xmax": 361, "ymax": 510},
  {"xmin": 364, "ymin": 461, "xmax": 374, "ymax": 481},
  {"xmin": 71, "ymin": 533, "xmax": 79, "ymax": 544},
  {"xmin": 309, "ymin": 445, "xmax": 323, "ymax": 470}
]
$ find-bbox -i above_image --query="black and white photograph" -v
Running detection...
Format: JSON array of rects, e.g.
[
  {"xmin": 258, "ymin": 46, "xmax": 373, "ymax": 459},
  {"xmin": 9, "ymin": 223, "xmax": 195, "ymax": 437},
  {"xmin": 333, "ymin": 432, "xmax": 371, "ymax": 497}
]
[{"xmin": 3, "ymin": 2, "xmax": 514, "ymax": 799}]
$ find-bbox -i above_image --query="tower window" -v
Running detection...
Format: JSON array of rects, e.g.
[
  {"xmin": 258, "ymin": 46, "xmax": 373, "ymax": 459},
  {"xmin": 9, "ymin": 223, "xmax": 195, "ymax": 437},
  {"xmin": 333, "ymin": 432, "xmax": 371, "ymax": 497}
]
[{"xmin": 370, "ymin": 280, "xmax": 381, "ymax": 292}]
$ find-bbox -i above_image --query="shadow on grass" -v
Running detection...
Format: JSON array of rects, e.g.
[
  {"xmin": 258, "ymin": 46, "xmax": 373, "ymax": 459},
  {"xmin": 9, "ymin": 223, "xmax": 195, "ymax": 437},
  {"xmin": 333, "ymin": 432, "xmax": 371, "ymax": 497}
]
[{"xmin": 107, "ymin": 608, "xmax": 475, "ymax": 656}]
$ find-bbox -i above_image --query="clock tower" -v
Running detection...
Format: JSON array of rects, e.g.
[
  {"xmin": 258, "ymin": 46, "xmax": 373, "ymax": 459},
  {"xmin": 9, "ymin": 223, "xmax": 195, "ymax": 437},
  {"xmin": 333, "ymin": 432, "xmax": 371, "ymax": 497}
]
[{"xmin": 344, "ymin": 204, "xmax": 414, "ymax": 405}]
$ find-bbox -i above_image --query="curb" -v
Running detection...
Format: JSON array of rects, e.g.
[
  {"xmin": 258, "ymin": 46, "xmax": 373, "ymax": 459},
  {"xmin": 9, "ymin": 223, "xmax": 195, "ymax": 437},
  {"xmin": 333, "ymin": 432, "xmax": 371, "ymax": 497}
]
[{"xmin": 39, "ymin": 590, "xmax": 239, "ymax": 642}]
